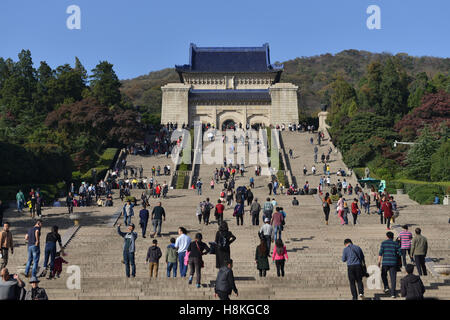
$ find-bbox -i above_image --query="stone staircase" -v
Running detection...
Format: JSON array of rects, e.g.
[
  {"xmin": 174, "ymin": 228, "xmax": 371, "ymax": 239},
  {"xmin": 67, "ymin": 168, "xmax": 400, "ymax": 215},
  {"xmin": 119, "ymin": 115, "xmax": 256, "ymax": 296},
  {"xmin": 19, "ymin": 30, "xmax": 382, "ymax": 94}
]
[
  {"xmin": 281, "ymin": 130, "xmax": 359, "ymax": 190},
  {"xmin": 3, "ymin": 135, "xmax": 449, "ymax": 300}
]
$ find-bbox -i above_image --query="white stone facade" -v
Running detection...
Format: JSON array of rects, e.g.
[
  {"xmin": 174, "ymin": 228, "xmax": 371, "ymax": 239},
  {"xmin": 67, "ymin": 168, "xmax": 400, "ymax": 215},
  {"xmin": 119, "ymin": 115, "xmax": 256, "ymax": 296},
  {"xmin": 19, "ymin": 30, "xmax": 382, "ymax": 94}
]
[{"xmin": 161, "ymin": 45, "xmax": 299, "ymax": 127}]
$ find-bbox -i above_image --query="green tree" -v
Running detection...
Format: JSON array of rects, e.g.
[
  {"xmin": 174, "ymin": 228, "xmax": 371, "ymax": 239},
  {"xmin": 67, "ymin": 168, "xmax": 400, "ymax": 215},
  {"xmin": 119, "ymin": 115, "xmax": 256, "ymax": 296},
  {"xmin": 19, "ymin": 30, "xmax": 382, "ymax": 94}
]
[
  {"xmin": 430, "ymin": 139, "xmax": 450, "ymax": 181},
  {"xmin": 328, "ymin": 76, "xmax": 357, "ymax": 131},
  {"xmin": 358, "ymin": 62, "xmax": 383, "ymax": 111},
  {"xmin": 379, "ymin": 58, "xmax": 409, "ymax": 122},
  {"xmin": 90, "ymin": 61, "xmax": 122, "ymax": 107},
  {"xmin": 430, "ymin": 73, "xmax": 450, "ymax": 93},
  {"xmin": 0, "ymin": 50, "xmax": 38, "ymax": 119},
  {"xmin": 335, "ymin": 112, "xmax": 397, "ymax": 154},
  {"xmin": 407, "ymin": 72, "xmax": 436, "ymax": 110},
  {"xmin": 405, "ymin": 126, "xmax": 440, "ymax": 180}
]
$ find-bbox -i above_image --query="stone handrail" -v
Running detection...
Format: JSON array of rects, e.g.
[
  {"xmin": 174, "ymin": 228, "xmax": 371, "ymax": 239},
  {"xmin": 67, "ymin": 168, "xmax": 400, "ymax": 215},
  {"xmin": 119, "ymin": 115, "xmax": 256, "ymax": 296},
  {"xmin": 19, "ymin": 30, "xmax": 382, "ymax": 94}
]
[{"xmin": 188, "ymin": 124, "xmax": 203, "ymax": 188}]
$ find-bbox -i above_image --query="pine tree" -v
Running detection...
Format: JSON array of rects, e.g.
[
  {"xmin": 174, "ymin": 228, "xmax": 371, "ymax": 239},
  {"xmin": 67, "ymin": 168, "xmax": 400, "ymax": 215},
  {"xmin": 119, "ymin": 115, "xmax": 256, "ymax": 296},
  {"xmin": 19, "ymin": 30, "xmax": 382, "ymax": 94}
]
[
  {"xmin": 90, "ymin": 61, "xmax": 122, "ymax": 107},
  {"xmin": 380, "ymin": 58, "xmax": 409, "ymax": 121},
  {"xmin": 405, "ymin": 126, "xmax": 440, "ymax": 180}
]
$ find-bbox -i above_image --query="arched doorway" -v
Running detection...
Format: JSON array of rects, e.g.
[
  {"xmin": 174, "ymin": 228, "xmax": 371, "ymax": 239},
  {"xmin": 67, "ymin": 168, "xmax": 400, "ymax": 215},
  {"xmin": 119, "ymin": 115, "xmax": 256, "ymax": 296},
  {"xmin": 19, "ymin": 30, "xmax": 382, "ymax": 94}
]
[{"xmin": 222, "ymin": 119, "xmax": 236, "ymax": 131}]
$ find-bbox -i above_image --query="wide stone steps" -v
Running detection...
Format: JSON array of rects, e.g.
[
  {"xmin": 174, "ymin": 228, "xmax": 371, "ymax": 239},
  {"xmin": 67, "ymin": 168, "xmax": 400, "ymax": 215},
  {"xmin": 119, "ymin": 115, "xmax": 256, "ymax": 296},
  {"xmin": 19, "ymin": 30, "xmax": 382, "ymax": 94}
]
[{"xmin": 4, "ymin": 147, "xmax": 448, "ymax": 300}]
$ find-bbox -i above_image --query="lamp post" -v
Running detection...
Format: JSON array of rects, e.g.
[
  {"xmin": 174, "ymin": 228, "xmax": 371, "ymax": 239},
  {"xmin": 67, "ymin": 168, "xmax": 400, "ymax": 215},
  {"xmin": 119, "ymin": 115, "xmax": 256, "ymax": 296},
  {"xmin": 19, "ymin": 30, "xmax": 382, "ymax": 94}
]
[{"xmin": 393, "ymin": 140, "xmax": 416, "ymax": 148}]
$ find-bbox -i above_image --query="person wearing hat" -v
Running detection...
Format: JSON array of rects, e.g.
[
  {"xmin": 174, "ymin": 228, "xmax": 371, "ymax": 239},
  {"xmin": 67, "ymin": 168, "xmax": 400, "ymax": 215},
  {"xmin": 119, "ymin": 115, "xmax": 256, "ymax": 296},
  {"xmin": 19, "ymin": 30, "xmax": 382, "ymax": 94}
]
[
  {"xmin": 259, "ymin": 218, "xmax": 274, "ymax": 256},
  {"xmin": 117, "ymin": 223, "xmax": 138, "ymax": 278},
  {"xmin": 24, "ymin": 276, "xmax": 48, "ymax": 300}
]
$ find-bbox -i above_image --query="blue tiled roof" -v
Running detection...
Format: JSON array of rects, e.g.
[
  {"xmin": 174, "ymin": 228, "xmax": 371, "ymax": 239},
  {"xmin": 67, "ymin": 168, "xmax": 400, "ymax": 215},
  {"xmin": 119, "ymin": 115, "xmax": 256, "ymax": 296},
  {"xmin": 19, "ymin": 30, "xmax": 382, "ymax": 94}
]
[
  {"xmin": 176, "ymin": 43, "xmax": 283, "ymax": 74},
  {"xmin": 189, "ymin": 89, "xmax": 271, "ymax": 102}
]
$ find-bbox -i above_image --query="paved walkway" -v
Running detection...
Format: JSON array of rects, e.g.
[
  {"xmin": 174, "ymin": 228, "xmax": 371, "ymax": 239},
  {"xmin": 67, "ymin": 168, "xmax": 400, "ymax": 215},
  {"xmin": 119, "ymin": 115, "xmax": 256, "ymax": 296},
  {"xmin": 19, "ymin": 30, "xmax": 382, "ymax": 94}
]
[{"xmin": 2, "ymin": 135, "xmax": 449, "ymax": 300}]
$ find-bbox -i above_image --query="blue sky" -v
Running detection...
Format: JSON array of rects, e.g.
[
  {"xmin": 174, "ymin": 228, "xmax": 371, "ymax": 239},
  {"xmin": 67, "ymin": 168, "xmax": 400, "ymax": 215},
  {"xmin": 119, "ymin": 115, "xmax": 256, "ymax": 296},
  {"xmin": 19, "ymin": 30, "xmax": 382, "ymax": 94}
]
[{"xmin": 1, "ymin": 0, "xmax": 449, "ymax": 80}]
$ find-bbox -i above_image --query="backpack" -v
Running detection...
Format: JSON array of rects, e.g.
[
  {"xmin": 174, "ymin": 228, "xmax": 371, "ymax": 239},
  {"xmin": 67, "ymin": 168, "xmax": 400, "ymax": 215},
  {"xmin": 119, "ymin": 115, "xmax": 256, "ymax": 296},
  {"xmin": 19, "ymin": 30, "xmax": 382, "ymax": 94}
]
[{"xmin": 322, "ymin": 199, "xmax": 329, "ymax": 208}]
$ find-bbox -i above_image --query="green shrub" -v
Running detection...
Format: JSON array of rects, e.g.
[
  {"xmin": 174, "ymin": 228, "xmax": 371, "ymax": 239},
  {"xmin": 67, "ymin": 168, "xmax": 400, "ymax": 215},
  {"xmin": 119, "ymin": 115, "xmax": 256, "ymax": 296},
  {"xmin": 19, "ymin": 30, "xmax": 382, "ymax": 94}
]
[
  {"xmin": 72, "ymin": 171, "xmax": 82, "ymax": 181},
  {"xmin": 97, "ymin": 148, "xmax": 118, "ymax": 166},
  {"xmin": 277, "ymin": 170, "xmax": 287, "ymax": 187},
  {"xmin": 395, "ymin": 182, "xmax": 405, "ymax": 189},
  {"xmin": 176, "ymin": 173, "xmax": 188, "ymax": 189},
  {"xmin": 343, "ymin": 143, "xmax": 373, "ymax": 168},
  {"xmin": 408, "ymin": 184, "xmax": 445, "ymax": 204},
  {"xmin": 430, "ymin": 139, "xmax": 450, "ymax": 182},
  {"xmin": 353, "ymin": 167, "xmax": 365, "ymax": 179},
  {"xmin": 80, "ymin": 166, "xmax": 109, "ymax": 182}
]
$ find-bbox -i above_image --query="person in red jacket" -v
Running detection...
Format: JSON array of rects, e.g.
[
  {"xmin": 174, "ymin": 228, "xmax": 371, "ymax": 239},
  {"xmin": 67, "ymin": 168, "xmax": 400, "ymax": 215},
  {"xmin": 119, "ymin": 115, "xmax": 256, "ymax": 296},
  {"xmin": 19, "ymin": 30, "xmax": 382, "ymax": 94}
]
[
  {"xmin": 52, "ymin": 252, "xmax": 68, "ymax": 278},
  {"xmin": 215, "ymin": 200, "xmax": 225, "ymax": 225},
  {"xmin": 381, "ymin": 196, "xmax": 393, "ymax": 230},
  {"xmin": 351, "ymin": 198, "xmax": 360, "ymax": 225}
]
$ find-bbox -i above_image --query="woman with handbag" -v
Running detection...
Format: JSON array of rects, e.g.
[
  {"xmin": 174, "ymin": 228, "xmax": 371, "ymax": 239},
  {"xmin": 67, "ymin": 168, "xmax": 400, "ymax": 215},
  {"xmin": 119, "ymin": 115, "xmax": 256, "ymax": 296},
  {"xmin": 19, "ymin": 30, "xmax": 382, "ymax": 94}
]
[{"xmin": 187, "ymin": 233, "xmax": 210, "ymax": 288}]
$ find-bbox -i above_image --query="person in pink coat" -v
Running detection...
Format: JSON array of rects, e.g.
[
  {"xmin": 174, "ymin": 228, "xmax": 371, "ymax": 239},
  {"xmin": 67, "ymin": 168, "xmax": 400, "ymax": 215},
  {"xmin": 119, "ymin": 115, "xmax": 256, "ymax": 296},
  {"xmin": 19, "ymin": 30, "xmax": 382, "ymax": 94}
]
[{"xmin": 272, "ymin": 239, "xmax": 288, "ymax": 277}]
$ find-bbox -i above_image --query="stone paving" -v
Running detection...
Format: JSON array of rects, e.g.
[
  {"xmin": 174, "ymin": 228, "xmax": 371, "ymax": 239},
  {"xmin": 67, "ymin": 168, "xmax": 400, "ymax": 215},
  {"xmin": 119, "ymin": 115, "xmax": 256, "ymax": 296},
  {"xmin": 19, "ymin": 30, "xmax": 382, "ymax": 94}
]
[{"xmin": 2, "ymin": 130, "xmax": 449, "ymax": 300}]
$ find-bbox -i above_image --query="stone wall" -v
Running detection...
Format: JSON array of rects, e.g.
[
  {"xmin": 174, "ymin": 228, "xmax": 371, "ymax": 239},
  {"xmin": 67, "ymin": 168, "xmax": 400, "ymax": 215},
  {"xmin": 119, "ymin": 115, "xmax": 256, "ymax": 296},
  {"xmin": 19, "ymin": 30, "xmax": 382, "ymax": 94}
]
[
  {"xmin": 161, "ymin": 82, "xmax": 299, "ymax": 127},
  {"xmin": 269, "ymin": 83, "xmax": 299, "ymax": 125},
  {"xmin": 161, "ymin": 83, "xmax": 191, "ymax": 125}
]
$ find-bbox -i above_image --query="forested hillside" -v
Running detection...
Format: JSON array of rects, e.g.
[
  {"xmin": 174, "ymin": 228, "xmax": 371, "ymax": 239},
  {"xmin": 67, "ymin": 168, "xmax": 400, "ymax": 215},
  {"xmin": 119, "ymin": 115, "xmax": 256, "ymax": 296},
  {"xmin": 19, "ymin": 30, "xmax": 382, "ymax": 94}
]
[{"xmin": 120, "ymin": 50, "xmax": 450, "ymax": 118}]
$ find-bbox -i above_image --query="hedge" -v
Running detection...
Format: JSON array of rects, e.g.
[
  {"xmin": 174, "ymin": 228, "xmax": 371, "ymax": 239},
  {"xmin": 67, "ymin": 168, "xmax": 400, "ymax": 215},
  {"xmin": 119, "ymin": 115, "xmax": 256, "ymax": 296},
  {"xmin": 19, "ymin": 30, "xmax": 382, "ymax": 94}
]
[
  {"xmin": 176, "ymin": 172, "xmax": 189, "ymax": 189},
  {"xmin": 97, "ymin": 148, "xmax": 119, "ymax": 166},
  {"xmin": 0, "ymin": 182, "xmax": 66, "ymax": 202},
  {"xmin": 407, "ymin": 184, "xmax": 445, "ymax": 204},
  {"xmin": 352, "ymin": 169, "xmax": 450, "ymax": 202},
  {"xmin": 72, "ymin": 165, "xmax": 109, "ymax": 184}
]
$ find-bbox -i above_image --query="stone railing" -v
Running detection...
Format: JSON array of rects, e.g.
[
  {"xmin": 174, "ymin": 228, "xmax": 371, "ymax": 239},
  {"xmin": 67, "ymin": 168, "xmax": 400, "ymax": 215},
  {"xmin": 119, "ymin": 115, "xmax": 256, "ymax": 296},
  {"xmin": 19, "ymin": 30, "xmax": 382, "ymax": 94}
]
[{"xmin": 188, "ymin": 123, "xmax": 203, "ymax": 188}]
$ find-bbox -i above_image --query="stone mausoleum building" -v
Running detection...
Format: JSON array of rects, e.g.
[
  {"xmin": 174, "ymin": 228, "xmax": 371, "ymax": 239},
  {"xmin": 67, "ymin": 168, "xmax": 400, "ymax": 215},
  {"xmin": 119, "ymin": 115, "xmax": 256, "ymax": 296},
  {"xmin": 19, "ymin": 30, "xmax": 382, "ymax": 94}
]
[{"xmin": 161, "ymin": 43, "xmax": 299, "ymax": 129}]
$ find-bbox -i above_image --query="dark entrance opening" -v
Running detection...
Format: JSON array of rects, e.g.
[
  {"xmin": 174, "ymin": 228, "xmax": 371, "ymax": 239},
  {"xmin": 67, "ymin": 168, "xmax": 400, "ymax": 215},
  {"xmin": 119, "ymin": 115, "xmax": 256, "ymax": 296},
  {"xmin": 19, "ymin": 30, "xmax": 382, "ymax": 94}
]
[{"xmin": 222, "ymin": 119, "xmax": 236, "ymax": 131}]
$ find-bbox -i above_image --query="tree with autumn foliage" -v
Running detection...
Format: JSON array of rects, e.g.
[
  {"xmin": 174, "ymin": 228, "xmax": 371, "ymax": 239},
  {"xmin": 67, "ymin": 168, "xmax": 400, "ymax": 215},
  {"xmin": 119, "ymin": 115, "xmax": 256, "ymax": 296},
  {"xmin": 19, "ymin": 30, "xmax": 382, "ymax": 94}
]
[
  {"xmin": 394, "ymin": 91, "xmax": 450, "ymax": 141},
  {"xmin": 45, "ymin": 97, "xmax": 143, "ymax": 154}
]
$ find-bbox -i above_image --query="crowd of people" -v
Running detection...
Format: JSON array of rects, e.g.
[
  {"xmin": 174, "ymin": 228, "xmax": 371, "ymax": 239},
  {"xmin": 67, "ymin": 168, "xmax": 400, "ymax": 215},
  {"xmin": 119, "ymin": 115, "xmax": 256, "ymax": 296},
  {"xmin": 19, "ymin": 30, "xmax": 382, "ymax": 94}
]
[{"xmin": 0, "ymin": 123, "xmax": 438, "ymax": 301}]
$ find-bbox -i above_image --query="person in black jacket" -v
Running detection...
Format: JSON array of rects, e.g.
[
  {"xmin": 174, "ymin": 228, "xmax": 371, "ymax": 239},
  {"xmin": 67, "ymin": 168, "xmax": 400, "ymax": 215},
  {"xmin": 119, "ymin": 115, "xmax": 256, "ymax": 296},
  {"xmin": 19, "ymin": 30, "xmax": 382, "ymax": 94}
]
[
  {"xmin": 66, "ymin": 192, "xmax": 74, "ymax": 214},
  {"xmin": 214, "ymin": 259, "xmax": 238, "ymax": 300},
  {"xmin": 146, "ymin": 239, "xmax": 162, "ymax": 278},
  {"xmin": 151, "ymin": 202, "xmax": 166, "ymax": 238},
  {"xmin": 215, "ymin": 222, "xmax": 236, "ymax": 269},
  {"xmin": 42, "ymin": 226, "xmax": 63, "ymax": 279},
  {"xmin": 401, "ymin": 264, "xmax": 425, "ymax": 300},
  {"xmin": 187, "ymin": 233, "xmax": 209, "ymax": 288}
]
